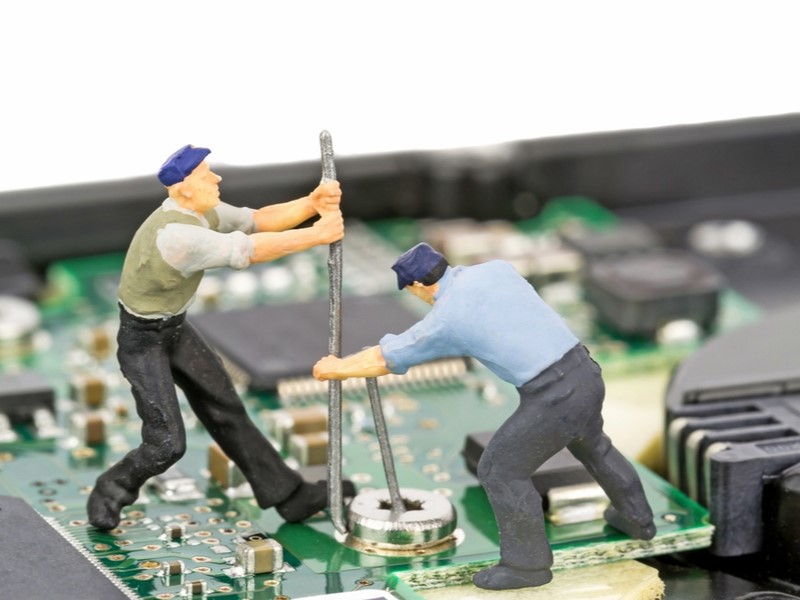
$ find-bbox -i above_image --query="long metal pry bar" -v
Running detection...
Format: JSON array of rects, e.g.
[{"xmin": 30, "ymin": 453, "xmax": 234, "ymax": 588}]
[
  {"xmin": 321, "ymin": 132, "xmax": 405, "ymax": 535},
  {"xmin": 321, "ymin": 130, "xmax": 347, "ymax": 534}
]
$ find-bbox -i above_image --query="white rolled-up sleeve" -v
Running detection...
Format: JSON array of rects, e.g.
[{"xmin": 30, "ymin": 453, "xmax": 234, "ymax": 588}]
[
  {"xmin": 156, "ymin": 223, "xmax": 254, "ymax": 277},
  {"xmin": 214, "ymin": 202, "xmax": 257, "ymax": 234}
]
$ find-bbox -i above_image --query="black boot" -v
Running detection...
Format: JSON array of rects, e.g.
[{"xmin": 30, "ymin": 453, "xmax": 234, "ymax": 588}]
[
  {"xmin": 87, "ymin": 478, "xmax": 138, "ymax": 530},
  {"xmin": 473, "ymin": 564, "xmax": 553, "ymax": 590},
  {"xmin": 604, "ymin": 506, "xmax": 656, "ymax": 540},
  {"xmin": 275, "ymin": 479, "xmax": 356, "ymax": 523}
]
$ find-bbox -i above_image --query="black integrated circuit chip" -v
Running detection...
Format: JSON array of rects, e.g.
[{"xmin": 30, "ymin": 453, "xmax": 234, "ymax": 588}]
[
  {"xmin": 0, "ymin": 496, "xmax": 135, "ymax": 599},
  {"xmin": 585, "ymin": 249, "xmax": 723, "ymax": 337},
  {"xmin": 191, "ymin": 294, "xmax": 422, "ymax": 391}
]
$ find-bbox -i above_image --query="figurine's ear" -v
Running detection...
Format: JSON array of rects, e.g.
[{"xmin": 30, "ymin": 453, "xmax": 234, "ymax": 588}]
[
  {"xmin": 167, "ymin": 181, "xmax": 193, "ymax": 210},
  {"xmin": 176, "ymin": 181, "xmax": 192, "ymax": 198}
]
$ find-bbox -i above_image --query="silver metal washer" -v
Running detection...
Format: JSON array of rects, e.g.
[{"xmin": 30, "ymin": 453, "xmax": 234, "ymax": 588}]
[{"xmin": 345, "ymin": 487, "xmax": 457, "ymax": 554}]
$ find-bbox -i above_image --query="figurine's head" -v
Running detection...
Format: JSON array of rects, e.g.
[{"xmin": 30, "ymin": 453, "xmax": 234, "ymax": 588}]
[
  {"xmin": 158, "ymin": 145, "xmax": 221, "ymax": 214},
  {"xmin": 392, "ymin": 243, "xmax": 449, "ymax": 305}
]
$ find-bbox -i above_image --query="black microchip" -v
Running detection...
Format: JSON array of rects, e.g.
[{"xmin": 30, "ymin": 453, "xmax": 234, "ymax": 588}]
[
  {"xmin": 191, "ymin": 294, "xmax": 422, "ymax": 391},
  {"xmin": 0, "ymin": 371, "xmax": 55, "ymax": 424},
  {"xmin": 585, "ymin": 249, "xmax": 723, "ymax": 337},
  {"xmin": 0, "ymin": 496, "xmax": 135, "ymax": 599}
]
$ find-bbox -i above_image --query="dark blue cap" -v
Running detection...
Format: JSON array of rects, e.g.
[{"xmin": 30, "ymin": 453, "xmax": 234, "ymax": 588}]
[
  {"xmin": 391, "ymin": 243, "xmax": 445, "ymax": 290},
  {"xmin": 157, "ymin": 144, "xmax": 211, "ymax": 186}
]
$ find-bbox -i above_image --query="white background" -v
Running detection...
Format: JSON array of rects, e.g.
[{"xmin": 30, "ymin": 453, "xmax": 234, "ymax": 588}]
[{"xmin": 1, "ymin": 1, "xmax": 798, "ymax": 192}]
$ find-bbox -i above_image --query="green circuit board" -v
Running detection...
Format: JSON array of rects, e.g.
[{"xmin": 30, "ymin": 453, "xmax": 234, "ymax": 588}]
[{"xmin": 0, "ymin": 199, "xmax": 750, "ymax": 599}]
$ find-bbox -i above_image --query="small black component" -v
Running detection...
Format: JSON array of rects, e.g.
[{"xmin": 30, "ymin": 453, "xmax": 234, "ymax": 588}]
[
  {"xmin": 560, "ymin": 219, "xmax": 661, "ymax": 258},
  {"xmin": 0, "ymin": 371, "xmax": 55, "ymax": 424},
  {"xmin": 191, "ymin": 294, "xmax": 422, "ymax": 391},
  {"xmin": 585, "ymin": 249, "xmax": 724, "ymax": 337},
  {"xmin": 0, "ymin": 239, "xmax": 40, "ymax": 300},
  {"xmin": 0, "ymin": 495, "xmax": 135, "ymax": 599},
  {"xmin": 665, "ymin": 305, "xmax": 800, "ymax": 559},
  {"xmin": 463, "ymin": 430, "xmax": 593, "ymax": 496}
]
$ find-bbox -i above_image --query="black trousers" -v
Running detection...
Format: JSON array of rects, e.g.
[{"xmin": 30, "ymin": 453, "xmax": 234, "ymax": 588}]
[
  {"xmin": 476, "ymin": 344, "xmax": 654, "ymax": 571},
  {"xmin": 95, "ymin": 307, "xmax": 302, "ymax": 507}
]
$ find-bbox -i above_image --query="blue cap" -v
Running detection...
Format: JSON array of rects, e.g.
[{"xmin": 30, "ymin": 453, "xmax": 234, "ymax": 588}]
[
  {"xmin": 391, "ymin": 243, "xmax": 445, "ymax": 290},
  {"xmin": 157, "ymin": 144, "xmax": 211, "ymax": 186}
]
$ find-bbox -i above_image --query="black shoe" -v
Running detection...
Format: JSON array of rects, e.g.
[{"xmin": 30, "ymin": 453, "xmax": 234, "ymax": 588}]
[
  {"xmin": 87, "ymin": 479, "xmax": 138, "ymax": 530},
  {"xmin": 275, "ymin": 479, "xmax": 356, "ymax": 523},
  {"xmin": 604, "ymin": 506, "xmax": 657, "ymax": 540},
  {"xmin": 473, "ymin": 564, "xmax": 553, "ymax": 590}
]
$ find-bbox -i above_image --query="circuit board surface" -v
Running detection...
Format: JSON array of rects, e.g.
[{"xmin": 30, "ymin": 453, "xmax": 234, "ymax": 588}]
[{"xmin": 0, "ymin": 199, "xmax": 748, "ymax": 599}]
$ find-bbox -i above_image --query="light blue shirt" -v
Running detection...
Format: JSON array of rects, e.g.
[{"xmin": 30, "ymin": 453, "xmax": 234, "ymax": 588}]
[{"xmin": 379, "ymin": 262, "xmax": 579, "ymax": 387}]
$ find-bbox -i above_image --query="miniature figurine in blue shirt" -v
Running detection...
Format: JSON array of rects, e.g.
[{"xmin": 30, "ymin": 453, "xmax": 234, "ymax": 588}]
[{"xmin": 314, "ymin": 243, "xmax": 656, "ymax": 591}]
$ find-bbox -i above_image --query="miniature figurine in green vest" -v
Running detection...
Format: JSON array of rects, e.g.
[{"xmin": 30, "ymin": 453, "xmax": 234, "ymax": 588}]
[{"xmin": 88, "ymin": 144, "xmax": 348, "ymax": 530}]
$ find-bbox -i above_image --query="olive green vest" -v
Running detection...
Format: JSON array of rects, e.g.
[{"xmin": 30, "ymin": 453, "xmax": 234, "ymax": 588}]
[{"xmin": 118, "ymin": 205, "xmax": 220, "ymax": 316}]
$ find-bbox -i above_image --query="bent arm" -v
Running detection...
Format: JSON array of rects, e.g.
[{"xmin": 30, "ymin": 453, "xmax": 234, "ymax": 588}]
[
  {"xmin": 249, "ymin": 210, "xmax": 343, "ymax": 263},
  {"xmin": 253, "ymin": 181, "xmax": 341, "ymax": 232},
  {"xmin": 313, "ymin": 346, "xmax": 391, "ymax": 381}
]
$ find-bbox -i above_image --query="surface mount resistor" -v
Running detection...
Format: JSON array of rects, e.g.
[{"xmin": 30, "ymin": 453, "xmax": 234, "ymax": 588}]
[
  {"xmin": 208, "ymin": 442, "xmax": 247, "ymax": 489},
  {"xmin": 69, "ymin": 374, "xmax": 107, "ymax": 409},
  {"xmin": 181, "ymin": 579, "xmax": 207, "ymax": 596},
  {"xmin": 164, "ymin": 523, "xmax": 186, "ymax": 541},
  {"xmin": 161, "ymin": 560, "xmax": 185, "ymax": 576},
  {"xmin": 264, "ymin": 405, "xmax": 328, "ymax": 448},
  {"xmin": 289, "ymin": 431, "xmax": 329, "ymax": 466},
  {"xmin": 70, "ymin": 410, "xmax": 109, "ymax": 446},
  {"xmin": 78, "ymin": 324, "xmax": 115, "ymax": 360},
  {"xmin": 236, "ymin": 536, "xmax": 283, "ymax": 575}
]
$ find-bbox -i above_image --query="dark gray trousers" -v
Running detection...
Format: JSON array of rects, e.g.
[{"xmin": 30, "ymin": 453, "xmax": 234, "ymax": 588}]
[
  {"xmin": 476, "ymin": 344, "xmax": 653, "ymax": 571},
  {"xmin": 95, "ymin": 307, "xmax": 302, "ymax": 507}
]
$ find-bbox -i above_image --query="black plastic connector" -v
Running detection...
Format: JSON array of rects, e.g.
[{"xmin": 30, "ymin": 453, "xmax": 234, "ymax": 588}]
[{"xmin": 665, "ymin": 305, "xmax": 800, "ymax": 559}]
